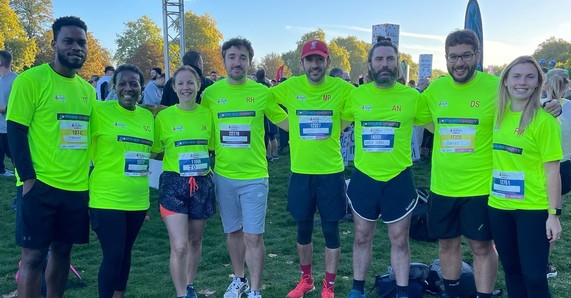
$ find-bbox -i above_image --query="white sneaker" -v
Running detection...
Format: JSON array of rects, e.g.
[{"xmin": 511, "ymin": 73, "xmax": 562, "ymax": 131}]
[
  {"xmin": 1, "ymin": 169, "xmax": 14, "ymax": 177},
  {"xmin": 224, "ymin": 277, "xmax": 250, "ymax": 298},
  {"xmin": 247, "ymin": 290, "xmax": 262, "ymax": 298}
]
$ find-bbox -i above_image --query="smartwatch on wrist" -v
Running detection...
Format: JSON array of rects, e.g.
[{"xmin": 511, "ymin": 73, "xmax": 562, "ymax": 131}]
[{"xmin": 548, "ymin": 208, "xmax": 562, "ymax": 216}]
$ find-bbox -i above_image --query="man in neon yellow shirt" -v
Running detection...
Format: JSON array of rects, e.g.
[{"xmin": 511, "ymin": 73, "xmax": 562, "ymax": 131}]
[
  {"xmin": 416, "ymin": 30, "xmax": 560, "ymax": 298},
  {"xmin": 201, "ymin": 37, "xmax": 288, "ymax": 298},
  {"xmin": 7, "ymin": 16, "xmax": 95, "ymax": 297},
  {"xmin": 341, "ymin": 38, "xmax": 420, "ymax": 298},
  {"xmin": 269, "ymin": 40, "xmax": 355, "ymax": 298}
]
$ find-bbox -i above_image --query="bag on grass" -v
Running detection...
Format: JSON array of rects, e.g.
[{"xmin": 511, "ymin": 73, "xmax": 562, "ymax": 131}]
[
  {"xmin": 370, "ymin": 262, "xmax": 429, "ymax": 298},
  {"xmin": 409, "ymin": 187, "xmax": 438, "ymax": 242}
]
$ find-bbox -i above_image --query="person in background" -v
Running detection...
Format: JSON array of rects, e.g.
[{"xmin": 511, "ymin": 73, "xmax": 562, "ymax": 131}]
[
  {"xmin": 142, "ymin": 67, "xmax": 163, "ymax": 106},
  {"xmin": 89, "ymin": 64, "xmax": 154, "ymax": 298},
  {"xmin": 329, "ymin": 67, "xmax": 343, "ymax": 78},
  {"xmin": 541, "ymin": 68, "xmax": 570, "ymax": 279},
  {"xmin": 210, "ymin": 71, "xmax": 218, "ymax": 82},
  {"xmin": 0, "ymin": 50, "xmax": 17, "ymax": 177},
  {"xmin": 96, "ymin": 65, "xmax": 114, "ymax": 100},
  {"xmin": 7, "ymin": 16, "xmax": 95, "ymax": 298},
  {"xmin": 161, "ymin": 51, "xmax": 214, "ymax": 107},
  {"xmin": 88, "ymin": 74, "xmax": 100, "ymax": 89},
  {"xmin": 488, "ymin": 55, "xmax": 562, "ymax": 298},
  {"xmin": 152, "ymin": 65, "xmax": 215, "ymax": 298},
  {"xmin": 256, "ymin": 69, "xmax": 279, "ymax": 161}
]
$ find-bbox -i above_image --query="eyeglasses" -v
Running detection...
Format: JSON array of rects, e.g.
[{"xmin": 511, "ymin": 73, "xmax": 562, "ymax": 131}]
[{"xmin": 446, "ymin": 52, "xmax": 476, "ymax": 63}]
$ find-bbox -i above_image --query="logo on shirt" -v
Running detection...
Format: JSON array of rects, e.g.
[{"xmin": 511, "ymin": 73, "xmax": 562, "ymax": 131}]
[
  {"xmin": 201, "ymin": 125, "xmax": 207, "ymax": 131},
  {"xmin": 322, "ymin": 94, "xmax": 332, "ymax": 101},
  {"xmin": 361, "ymin": 105, "xmax": 372, "ymax": 111},
  {"xmin": 54, "ymin": 95, "xmax": 65, "ymax": 102},
  {"xmin": 142, "ymin": 125, "xmax": 151, "ymax": 132},
  {"xmin": 217, "ymin": 98, "xmax": 227, "ymax": 104},
  {"xmin": 82, "ymin": 96, "xmax": 88, "ymax": 104},
  {"xmin": 114, "ymin": 122, "xmax": 126, "ymax": 128},
  {"xmin": 245, "ymin": 96, "xmax": 255, "ymax": 103},
  {"xmin": 296, "ymin": 95, "xmax": 306, "ymax": 101},
  {"xmin": 172, "ymin": 125, "xmax": 183, "ymax": 132},
  {"xmin": 438, "ymin": 100, "xmax": 448, "ymax": 108}
]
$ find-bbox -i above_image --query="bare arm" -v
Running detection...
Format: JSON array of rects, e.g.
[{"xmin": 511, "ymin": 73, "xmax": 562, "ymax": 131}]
[
  {"xmin": 276, "ymin": 118, "xmax": 289, "ymax": 132},
  {"xmin": 543, "ymin": 99, "xmax": 562, "ymax": 117},
  {"xmin": 544, "ymin": 161, "xmax": 562, "ymax": 243}
]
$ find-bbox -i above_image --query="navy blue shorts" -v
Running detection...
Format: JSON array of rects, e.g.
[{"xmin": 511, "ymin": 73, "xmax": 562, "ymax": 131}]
[
  {"xmin": 287, "ymin": 171, "xmax": 346, "ymax": 222},
  {"xmin": 347, "ymin": 167, "xmax": 417, "ymax": 223},
  {"xmin": 428, "ymin": 192, "xmax": 492, "ymax": 241},
  {"xmin": 16, "ymin": 180, "xmax": 89, "ymax": 249},
  {"xmin": 158, "ymin": 171, "xmax": 216, "ymax": 220}
]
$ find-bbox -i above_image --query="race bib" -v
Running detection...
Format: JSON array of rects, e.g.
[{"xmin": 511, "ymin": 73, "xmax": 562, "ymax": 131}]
[
  {"xmin": 297, "ymin": 110, "xmax": 333, "ymax": 140},
  {"xmin": 124, "ymin": 151, "xmax": 150, "ymax": 176},
  {"xmin": 361, "ymin": 121, "xmax": 398, "ymax": 152},
  {"xmin": 439, "ymin": 126, "xmax": 475, "ymax": 153},
  {"xmin": 220, "ymin": 124, "xmax": 251, "ymax": 148},
  {"xmin": 58, "ymin": 114, "xmax": 89, "ymax": 149},
  {"xmin": 491, "ymin": 170, "xmax": 524, "ymax": 199},
  {"xmin": 179, "ymin": 152, "xmax": 210, "ymax": 177}
]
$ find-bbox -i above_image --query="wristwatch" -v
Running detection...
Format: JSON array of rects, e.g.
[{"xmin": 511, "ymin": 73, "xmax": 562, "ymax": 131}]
[{"xmin": 548, "ymin": 208, "xmax": 562, "ymax": 215}]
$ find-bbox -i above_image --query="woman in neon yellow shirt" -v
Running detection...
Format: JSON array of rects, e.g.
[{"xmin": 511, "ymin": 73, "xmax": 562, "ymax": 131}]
[
  {"xmin": 152, "ymin": 66, "xmax": 215, "ymax": 298},
  {"xmin": 488, "ymin": 56, "xmax": 562, "ymax": 298},
  {"xmin": 89, "ymin": 64, "xmax": 154, "ymax": 298}
]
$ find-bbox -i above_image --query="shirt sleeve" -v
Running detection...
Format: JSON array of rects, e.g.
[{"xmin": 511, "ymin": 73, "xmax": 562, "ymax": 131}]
[
  {"xmin": 537, "ymin": 116, "xmax": 563, "ymax": 163},
  {"xmin": 6, "ymin": 76, "xmax": 36, "ymax": 126},
  {"xmin": 415, "ymin": 91, "xmax": 433, "ymax": 126}
]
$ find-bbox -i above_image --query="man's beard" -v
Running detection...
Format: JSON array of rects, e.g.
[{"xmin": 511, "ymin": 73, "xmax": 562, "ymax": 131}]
[
  {"xmin": 370, "ymin": 66, "xmax": 397, "ymax": 88},
  {"xmin": 58, "ymin": 51, "xmax": 85, "ymax": 69}
]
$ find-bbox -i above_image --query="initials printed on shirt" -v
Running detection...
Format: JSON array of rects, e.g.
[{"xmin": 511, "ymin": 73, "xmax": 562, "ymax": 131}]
[
  {"xmin": 124, "ymin": 151, "xmax": 150, "ymax": 176},
  {"xmin": 361, "ymin": 121, "xmax": 400, "ymax": 152},
  {"xmin": 492, "ymin": 170, "xmax": 525, "ymax": 199},
  {"xmin": 297, "ymin": 110, "xmax": 333, "ymax": 140},
  {"xmin": 179, "ymin": 152, "xmax": 210, "ymax": 177},
  {"xmin": 58, "ymin": 113, "xmax": 89, "ymax": 149}
]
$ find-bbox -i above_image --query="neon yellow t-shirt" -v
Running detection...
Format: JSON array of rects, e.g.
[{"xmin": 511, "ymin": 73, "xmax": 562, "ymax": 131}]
[
  {"xmin": 270, "ymin": 75, "xmax": 354, "ymax": 174},
  {"xmin": 6, "ymin": 64, "xmax": 95, "ymax": 191},
  {"xmin": 416, "ymin": 72, "xmax": 499, "ymax": 196},
  {"xmin": 89, "ymin": 101, "xmax": 154, "ymax": 210},
  {"xmin": 152, "ymin": 104, "xmax": 212, "ymax": 175},
  {"xmin": 201, "ymin": 79, "xmax": 287, "ymax": 179},
  {"xmin": 342, "ymin": 82, "xmax": 420, "ymax": 181},
  {"xmin": 488, "ymin": 109, "xmax": 562, "ymax": 210}
]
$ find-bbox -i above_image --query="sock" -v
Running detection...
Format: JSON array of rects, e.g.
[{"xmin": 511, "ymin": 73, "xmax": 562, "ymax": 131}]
[
  {"xmin": 396, "ymin": 285, "xmax": 408, "ymax": 298},
  {"xmin": 352, "ymin": 279, "xmax": 365, "ymax": 294},
  {"xmin": 300, "ymin": 264, "xmax": 312, "ymax": 278},
  {"xmin": 250, "ymin": 290, "xmax": 261, "ymax": 295},
  {"xmin": 476, "ymin": 292, "xmax": 492, "ymax": 298},
  {"xmin": 325, "ymin": 272, "xmax": 336, "ymax": 288},
  {"xmin": 443, "ymin": 278, "xmax": 460, "ymax": 298},
  {"xmin": 238, "ymin": 277, "xmax": 247, "ymax": 283}
]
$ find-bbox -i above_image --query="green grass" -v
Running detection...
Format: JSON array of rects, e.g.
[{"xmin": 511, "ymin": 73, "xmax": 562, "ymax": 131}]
[{"xmin": 1, "ymin": 156, "xmax": 570, "ymax": 297}]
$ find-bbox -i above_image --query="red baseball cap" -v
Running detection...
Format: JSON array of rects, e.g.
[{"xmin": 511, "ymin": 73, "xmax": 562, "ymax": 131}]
[{"xmin": 301, "ymin": 40, "xmax": 329, "ymax": 59}]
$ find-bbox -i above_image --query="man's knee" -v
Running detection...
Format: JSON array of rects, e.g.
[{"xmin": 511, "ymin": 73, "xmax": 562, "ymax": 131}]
[
  {"xmin": 49, "ymin": 242, "xmax": 73, "ymax": 258},
  {"xmin": 21, "ymin": 248, "xmax": 49, "ymax": 270},
  {"xmin": 321, "ymin": 221, "xmax": 340, "ymax": 249},
  {"xmin": 469, "ymin": 240, "xmax": 494, "ymax": 257},
  {"xmin": 244, "ymin": 233, "xmax": 263, "ymax": 248},
  {"xmin": 439, "ymin": 237, "xmax": 461, "ymax": 253}
]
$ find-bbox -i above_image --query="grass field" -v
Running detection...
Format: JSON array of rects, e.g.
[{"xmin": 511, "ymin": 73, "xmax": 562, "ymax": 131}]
[{"xmin": 1, "ymin": 155, "xmax": 570, "ymax": 297}]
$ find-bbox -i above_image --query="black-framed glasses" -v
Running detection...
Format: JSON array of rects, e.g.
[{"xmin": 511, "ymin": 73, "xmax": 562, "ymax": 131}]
[{"xmin": 446, "ymin": 51, "xmax": 476, "ymax": 63}]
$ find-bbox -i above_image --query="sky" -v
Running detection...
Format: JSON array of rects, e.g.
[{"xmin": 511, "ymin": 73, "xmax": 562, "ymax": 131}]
[{"xmin": 52, "ymin": 0, "xmax": 571, "ymax": 73}]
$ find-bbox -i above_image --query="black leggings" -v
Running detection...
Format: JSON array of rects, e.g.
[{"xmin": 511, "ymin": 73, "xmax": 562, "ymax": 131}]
[
  {"xmin": 488, "ymin": 207, "xmax": 551, "ymax": 298},
  {"xmin": 90, "ymin": 208, "xmax": 147, "ymax": 298}
]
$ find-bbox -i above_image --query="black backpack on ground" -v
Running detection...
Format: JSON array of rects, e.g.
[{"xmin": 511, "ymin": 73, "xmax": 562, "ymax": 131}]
[
  {"xmin": 409, "ymin": 187, "xmax": 438, "ymax": 242},
  {"xmin": 425, "ymin": 259, "xmax": 502, "ymax": 297},
  {"xmin": 370, "ymin": 262, "xmax": 429, "ymax": 298}
]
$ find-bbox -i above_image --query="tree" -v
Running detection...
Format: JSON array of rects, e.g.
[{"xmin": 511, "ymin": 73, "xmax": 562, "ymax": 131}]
[
  {"xmin": 126, "ymin": 40, "xmax": 164, "ymax": 81},
  {"xmin": 258, "ymin": 52, "xmax": 292, "ymax": 80},
  {"xmin": 328, "ymin": 40, "xmax": 350, "ymax": 74},
  {"xmin": 78, "ymin": 32, "xmax": 112, "ymax": 79},
  {"xmin": 32, "ymin": 28, "xmax": 52, "ymax": 65},
  {"xmin": 183, "ymin": 10, "xmax": 224, "ymax": 76},
  {"xmin": 431, "ymin": 69, "xmax": 448, "ymax": 79},
  {"xmin": 10, "ymin": 0, "xmax": 53, "ymax": 39},
  {"xmin": 331, "ymin": 36, "xmax": 370, "ymax": 80},
  {"xmin": 533, "ymin": 37, "xmax": 571, "ymax": 68},
  {"xmin": 0, "ymin": 0, "xmax": 36, "ymax": 72},
  {"xmin": 114, "ymin": 16, "xmax": 162, "ymax": 64},
  {"xmin": 400, "ymin": 53, "xmax": 418, "ymax": 82}
]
